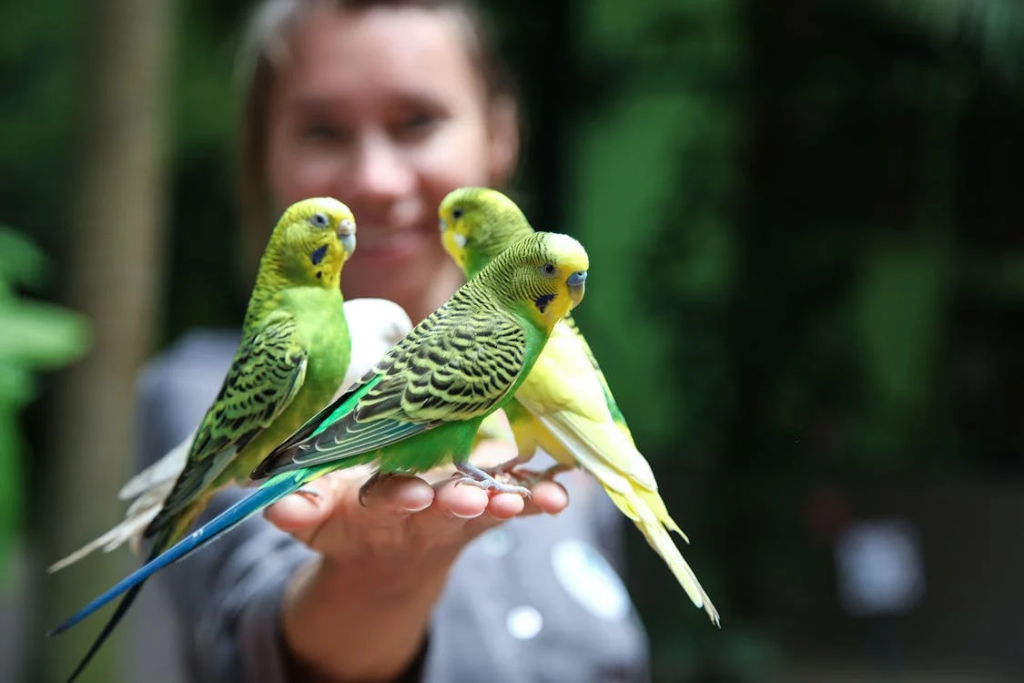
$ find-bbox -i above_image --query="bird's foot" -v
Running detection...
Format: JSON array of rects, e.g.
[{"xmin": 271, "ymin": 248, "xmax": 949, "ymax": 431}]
[
  {"xmin": 454, "ymin": 461, "xmax": 532, "ymax": 498},
  {"xmin": 503, "ymin": 463, "xmax": 572, "ymax": 488}
]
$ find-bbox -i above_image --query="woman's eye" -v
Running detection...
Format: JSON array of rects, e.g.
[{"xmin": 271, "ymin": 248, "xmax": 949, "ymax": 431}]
[
  {"xmin": 394, "ymin": 112, "xmax": 438, "ymax": 140},
  {"xmin": 405, "ymin": 112, "xmax": 437, "ymax": 128},
  {"xmin": 301, "ymin": 122, "xmax": 349, "ymax": 143}
]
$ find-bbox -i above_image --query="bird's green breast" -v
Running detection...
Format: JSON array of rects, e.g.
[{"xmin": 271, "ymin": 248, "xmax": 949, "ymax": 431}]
[
  {"xmin": 507, "ymin": 301, "xmax": 550, "ymax": 379},
  {"xmin": 465, "ymin": 249, "xmax": 491, "ymax": 281},
  {"xmin": 225, "ymin": 287, "xmax": 351, "ymax": 482},
  {"xmin": 283, "ymin": 287, "xmax": 352, "ymax": 403}
]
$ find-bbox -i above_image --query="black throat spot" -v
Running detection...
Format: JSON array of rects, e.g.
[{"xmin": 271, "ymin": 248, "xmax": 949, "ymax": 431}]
[{"xmin": 534, "ymin": 293, "xmax": 555, "ymax": 313}]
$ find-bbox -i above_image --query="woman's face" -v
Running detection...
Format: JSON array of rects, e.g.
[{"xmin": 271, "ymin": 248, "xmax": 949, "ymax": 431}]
[{"xmin": 265, "ymin": 6, "xmax": 516, "ymax": 320}]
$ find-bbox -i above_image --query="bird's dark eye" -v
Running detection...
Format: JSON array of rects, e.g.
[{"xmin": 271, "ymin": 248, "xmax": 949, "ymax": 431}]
[
  {"xmin": 310, "ymin": 212, "xmax": 330, "ymax": 229},
  {"xmin": 452, "ymin": 207, "xmax": 464, "ymax": 220},
  {"xmin": 540, "ymin": 263, "xmax": 557, "ymax": 277}
]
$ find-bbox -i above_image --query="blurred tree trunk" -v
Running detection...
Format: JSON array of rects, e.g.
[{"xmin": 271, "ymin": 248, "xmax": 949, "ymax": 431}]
[{"xmin": 34, "ymin": 0, "xmax": 173, "ymax": 681}]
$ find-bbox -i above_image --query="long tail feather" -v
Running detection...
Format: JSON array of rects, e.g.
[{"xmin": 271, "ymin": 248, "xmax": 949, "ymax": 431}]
[
  {"xmin": 606, "ymin": 487, "xmax": 719, "ymax": 625},
  {"xmin": 48, "ymin": 471, "xmax": 305, "ymax": 641},
  {"xmin": 118, "ymin": 434, "xmax": 191, "ymax": 500},
  {"xmin": 58, "ymin": 545, "xmax": 157, "ymax": 682},
  {"xmin": 47, "ymin": 491, "xmax": 166, "ymax": 573},
  {"xmin": 536, "ymin": 412, "xmax": 719, "ymax": 625},
  {"xmin": 49, "ymin": 439, "xmax": 191, "ymax": 573},
  {"xmin": 47, "ymin": 514, "xmax": 154, "ymax": 574}
]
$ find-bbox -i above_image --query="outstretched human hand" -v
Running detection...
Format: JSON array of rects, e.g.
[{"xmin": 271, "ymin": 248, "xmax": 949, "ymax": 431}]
[{"xmin": 265, "ymin": 439, "xmax": 569, "ymax": 682}]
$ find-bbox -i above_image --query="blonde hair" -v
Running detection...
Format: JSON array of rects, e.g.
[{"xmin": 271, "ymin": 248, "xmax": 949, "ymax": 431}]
[{"xmin": 234, "ymin": 0, "xmax": 518, "ymax": 268}]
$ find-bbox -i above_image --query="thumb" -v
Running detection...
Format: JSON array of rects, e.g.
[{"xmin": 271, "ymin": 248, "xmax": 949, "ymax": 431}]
[{"xmin": 264, "ymin": 475, "xmax": 338, "ymax": 538}]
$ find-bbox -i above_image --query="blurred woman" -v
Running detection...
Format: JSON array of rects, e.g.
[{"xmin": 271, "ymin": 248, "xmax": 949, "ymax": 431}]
[{"xmin": 140, "ymin": 1, "xmax": 650, "ymax": 680}]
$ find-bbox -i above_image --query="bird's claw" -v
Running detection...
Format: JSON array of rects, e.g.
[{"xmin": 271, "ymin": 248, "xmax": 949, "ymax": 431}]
[
  {"xmin": 454, "ymin": 461, "xmax": 532, "ymax": 498},
  {"xmin": 501, "ymin": 464, "xmax": 571, "ymax": 488}
]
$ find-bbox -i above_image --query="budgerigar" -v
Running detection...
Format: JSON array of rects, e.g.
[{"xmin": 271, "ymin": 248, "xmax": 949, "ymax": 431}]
[
  {"xmin": 52, "ymin": 197, "xmax": 359, "ymax": 682},
  {"xmin": 439, "ymin": 187, "xmax": 719, "ymax": 625},
  {"xmin": 49, "ymin": 231, "xmax": 591, "ymax": 675},
  {"xmin": 46, "ymin": 298, "xmax": 412, "ymax": 573}
]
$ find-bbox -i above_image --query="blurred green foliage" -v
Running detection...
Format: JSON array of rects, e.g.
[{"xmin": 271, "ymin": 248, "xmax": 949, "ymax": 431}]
[
  {"xmin": 0, "ymin": 229, "xmax": 89, "ymax": 585},
  {"xmin": 3, "ymin": 0, "xmax": 1024, "ymax": 679},
  {"xmin": 878, "ymin": 0, "xmax": 1024, "ymax": 85},
  {"xmin": 564, "ymin": 0, "xmax": 1024, "ymax": 679}
]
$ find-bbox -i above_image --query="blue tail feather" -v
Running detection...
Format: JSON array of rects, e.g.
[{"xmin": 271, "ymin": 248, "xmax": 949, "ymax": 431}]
[
  {"xmin": 49, "ymin": 471, "xmax": 304, "ymax": 653},
  {"xmin": 59, "ymin": 564, "xmax": 149, "ymax": 682}
]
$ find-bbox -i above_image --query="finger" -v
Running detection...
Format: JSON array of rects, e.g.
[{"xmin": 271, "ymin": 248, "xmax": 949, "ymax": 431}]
[
  {"xmin": 431, "ymin": 478, "xmax": 490, "ymax": 520},
  {"xmin": 485, "ymin": 492, "xmax": 526, "ymax": 520},
  {"xmin": 303, "ymin": 474, "xmax": 437, "ymax": 557},
  {"xmin": 400, "ymin": 479, "xmax": 494, "ymax": 549},
  {"xmin": 265, "ymin": 475, "xmax": 337, "ymax": 534},
  {"xmin": 358, "ymin": 474, "xmax": 435, "ymax": 517},
  {"xmin": 465, "ymin": 481, "xmax": 567, "ymax": 538},
  {"xmin": 521, "ymin": 480, "xmax": 569, "ymax": 516}
]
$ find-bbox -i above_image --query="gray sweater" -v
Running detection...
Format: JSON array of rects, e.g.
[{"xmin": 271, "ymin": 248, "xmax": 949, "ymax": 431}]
[{"xmin": 138, "ymin": 330, "xmax": 650, "ymax": 682}]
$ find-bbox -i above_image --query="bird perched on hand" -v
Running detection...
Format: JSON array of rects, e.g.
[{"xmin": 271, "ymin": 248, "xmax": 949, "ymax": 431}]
[
  {"xmin": 438, "ymin": 186, "xmax": 719, "ymax": 625},
  {"xmin": 50, "ymin": 230, "xmax": 591, "ymax": 675},
  {"xmin": 52, "ymin": 196, "xmax": 359, "ymax": 682},
  {"xmin": 46, "ymin": 298, "xmax": 412, "ymax": 574}
]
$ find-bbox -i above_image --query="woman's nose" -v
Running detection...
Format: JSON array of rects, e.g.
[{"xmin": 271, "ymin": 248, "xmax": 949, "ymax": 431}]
[{"xmin": 345, "ymin": 131, "xmax": 415, "ymax": 204}]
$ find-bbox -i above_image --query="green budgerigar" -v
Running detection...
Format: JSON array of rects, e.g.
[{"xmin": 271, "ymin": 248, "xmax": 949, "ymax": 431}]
[
  {"xmin": 439, "ymin": 187, "xmax": 719, "ymax": 625},
  {"xmin": 53, "ymin": 197, "xmax": 358, "ymax": 681},
  {"xmin": 46, "ymin": 298, "xmax": 413, "ymax": 574},
  {"xmin": 49, "ymin": 230, "xmax": 590, "ymax": 675}
]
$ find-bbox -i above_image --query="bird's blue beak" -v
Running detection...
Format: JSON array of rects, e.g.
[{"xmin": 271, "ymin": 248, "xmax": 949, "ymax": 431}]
[
  {"xmin": 567, "ymin": 271, "xmax": 587, "ymax": 287},
  {"xmin": 567, "ymin": 270, "xmax": 587, "ymax": 308},
  {"xmin": 337, "ymin": 219, "xmax": 357, "ymax": 257},
  {"xmin": 438, "ymin": 217, "xmax": 448, "ymax": 233}
]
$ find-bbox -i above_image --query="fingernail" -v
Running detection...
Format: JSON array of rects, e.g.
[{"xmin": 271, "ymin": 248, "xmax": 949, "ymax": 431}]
[
  {"xmin": 396, "ymin": 489, "xmax": 433, "ymax": 513},
  {"xmin": 294, "ymin": 487, "xmax": 323, "ymax": 507},
  {"xmin": 448, "ymin": 509, "xmax": 483, "ymax": 520}
]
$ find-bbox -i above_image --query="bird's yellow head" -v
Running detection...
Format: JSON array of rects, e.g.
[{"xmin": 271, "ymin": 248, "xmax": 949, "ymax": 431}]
[
  {"xmin": 481, "ymin": 231, "xmax": 589, "ymax": 333},
  {"xmin": 438, "ymin": 187, "xmax": 534, "ymax": 279},
  {"xmin": 265, "ymin": 197, "xmax": 357, "ymax": 290}
]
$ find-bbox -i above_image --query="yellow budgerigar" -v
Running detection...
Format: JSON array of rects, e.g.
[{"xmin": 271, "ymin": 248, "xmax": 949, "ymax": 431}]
[{"xmin": 439, "ymin": 187, "xmax": 719, "ymax": 625}]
